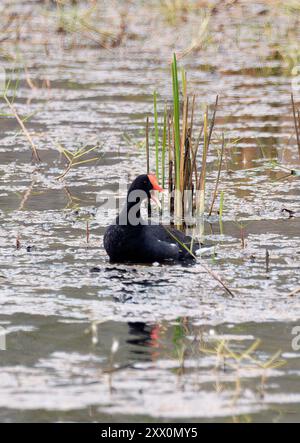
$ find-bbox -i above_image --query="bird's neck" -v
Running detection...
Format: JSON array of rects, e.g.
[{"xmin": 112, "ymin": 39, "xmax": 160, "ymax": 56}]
[{"xmin": 117, "ymin": 194, "xmax": 144, "ymax": 226}]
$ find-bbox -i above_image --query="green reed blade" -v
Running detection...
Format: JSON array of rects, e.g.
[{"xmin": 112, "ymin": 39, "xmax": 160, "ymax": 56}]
[
  {"xmin": 162, "ymin": 104, "xmax": 167, "ymax": 188},
  {"xmin": 74, "ymin": 144, "xmax": 98, "ymax": 159},
  {"xmin": 172, "ymin": 53, "xmax": 181, "ymax": 190},
  {"xmin": 145, "ymin": 116, "xmax": 150, "ymax": 173},
  {"xmin": 154, "ymin": 90, "xmax": 159, "ymax": 179},
  {"xmin": 181, "ymin": 67, "xmax": 187, "ymax": 99}
]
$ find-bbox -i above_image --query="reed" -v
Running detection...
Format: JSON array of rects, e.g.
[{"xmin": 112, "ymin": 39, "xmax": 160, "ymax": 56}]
[
  {"xmin": 265, "ymin": 249, "xmax": 270, "ymax": 273},
  {"xmin": 86, "ymin": 220, "xmax": 90, "ymax": 244},
  {"xmin": 154, "ymin": 91, "xmax": 160, "ymax": 179},
  {"xmin": 2, "ymin": 77, "xmax": 41, "ymax": 163},
  {"xmin": 146, "ymin": 54, "xmax": 219, "ymax": 225},
  {"xmin": 164, "ymin": 226, "xmax": 235, "ymax": 298},
  {"xmin": 197, "ymin": 109, "xmax": 208, "ymax": 217},
  {"xmin": 219, "ymin": 190, "xmax": 224, "ymax": 234},
  {"xmin": 200, "ymin": 338, "xmax": 285, "ymax": 405},
  {"xmin": 54, "ymin": 1, "xmax": 125, "ymax": 49},
  {"xmin": 291, "ymin": 93, "xmax": 300, "ymax": 159},
  {"xmin": 159, "ymin": 0, "xmax": 191, "ymax": 25},
  {"xmin": 145, "ymin": 116, "xmax": 150, "ymax": 174},
  {"xmin": 16, "ymin": 234, "xmax": 21, "ymax": 250},
  {"xmin": 288, "ymin": 287, "xmax": 300, "ymax": 297},
  {"xmin": 161, "ymin": 104, "xmax": 167, "ymax": 188},
  {"xmin": 209, "ymin": 132, "xmax": 225, "ymax": 216},
  {"xmin": 145, "ymin": 116, "xmax": 151, "ymax": 217},
  {"xmin": 171, "ymin": 54, "xmax": 181, "ymax": 191}
]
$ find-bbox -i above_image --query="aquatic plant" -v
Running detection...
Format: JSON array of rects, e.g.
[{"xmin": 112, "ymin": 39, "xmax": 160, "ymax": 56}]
[
  {"xmin": 147, "ymin": 54, "xmax": 219, "ymax": 223},
  {"xmin": 161, "ymin": 104, "xmax": 168, "ymax": 188},
  {"xmin": 154, "ymin": 91, "xmax": 160, "ymax": 179},
  {"xmin": 158, "ymin": 0, "xmax": 193, "ymax": 25},
  {"xmin": 291, "ymin": 93, "xmax": 300, "ymax": 159},
  {"xmin": 288, "ymin": 287, "xmax": 300, "ymax": 296},
  {"xmin": 177, "ymin": 12, "xmax": 211, "ymax": 60},
  {"xmin": 0, "ymin": 1, "xmax": 127, "ymax": 52},
  {"xmin": 200, "ymin": 338, "xmax": 286, "ymax": 404},
  {"xmin": 122, "ymin": 132, "xmax": 146, "ymax": 151},
  {"xmin": 168, "ymin": 323, "xmax": 286, "ymax": 406},
  {"xmin": 233, "ymin": 219, "xmax": 249, "ymax": 249},
  {"xmin": 163, "ymin": 226, "xmax": 235, "ymax": 298},
  {"xmin": 1, "ymin": 75, "xmax": 40, "ymax": 162},
  {"xmin": 208, "ymin": 133, "xmax": 225, "ymax": 216},
  {"xmin": 158, "ymin": 0, "xmax": 212, "ymax": 57},
  {"xmin": 54, "ymin": 1, "xmax": 126, "ymax": 49},
  {"xmin": 267, "ymin": 95, "xmax": 300, "ymax": 179},
  {"xmin": 56, "ymin": 141, "xmax": 101, "ymax": 180},
  {"xmin": 218, "ymin": 190, "xmax": 225, "ymax": 234}
]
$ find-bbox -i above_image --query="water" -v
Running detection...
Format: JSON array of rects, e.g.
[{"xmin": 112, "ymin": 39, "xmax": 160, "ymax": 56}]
[{"xmin": 0, "ymin": 0, "xmax": 300, "ymax": 422}]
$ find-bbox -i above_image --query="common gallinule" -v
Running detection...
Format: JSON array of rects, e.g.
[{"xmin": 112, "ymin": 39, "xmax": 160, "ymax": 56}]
[{"xmin": 104, "ymin": 174, "xmax": 204, "ymax": 263}]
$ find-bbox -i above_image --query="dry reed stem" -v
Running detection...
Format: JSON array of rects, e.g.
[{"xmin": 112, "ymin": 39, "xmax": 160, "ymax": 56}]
[
  {"xmin": 197, "ymin": 109, "xmax": 208, "ymax": 216},
  {"xmin": 19, "ymin": 178, "xmax": 36, "ymax": 210},
  {"xmin": 3, "ymin": 95, "xmax": 40, "ymax": 163},
  {"xmin": 191, "ymin": 124, "xmax": 204, "ymax": 191},
  {"xmin": 56, "ymin": 162, "xmax": 72, "ymax": 180},
  {"xmin": 288, "ymin": 287, "xmax": 300, "ymax": 297},
  {"xmin": 188, "ymin": 95, "xmax": 196, "ymax": 192},
  {"xmin": 180, "ymin": 95, "xmax": 189, "ymax": 193},
  {"xmin": 164, "ymin": 227, "xmax": 235, "ymax": 298},
  {"xmin": 208, "ymin": 133, "xmax": 225, "ymax": 216},
  {"xmin": 86, "ymin": 220, "xmax": 90, "ymax": 244},
  {"xmin": 291, "ymin": 93, "xmax": 300, "ymax": 159}
]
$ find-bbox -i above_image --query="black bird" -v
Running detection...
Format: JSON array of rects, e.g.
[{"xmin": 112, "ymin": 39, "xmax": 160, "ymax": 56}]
[{"xmin": 103, "ymin": 174, "xmax": 204, "ymax": 263}]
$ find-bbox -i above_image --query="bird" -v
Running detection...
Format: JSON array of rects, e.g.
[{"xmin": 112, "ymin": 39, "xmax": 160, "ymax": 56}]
[{"xmin": 103, "ymin": 174, "xmax": 206, "ymax": 263}]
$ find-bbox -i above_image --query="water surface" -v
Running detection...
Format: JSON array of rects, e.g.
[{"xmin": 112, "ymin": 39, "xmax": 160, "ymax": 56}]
[{"xmin": 0, "ymin": 0, "xmax": 300, "ymax": 423}]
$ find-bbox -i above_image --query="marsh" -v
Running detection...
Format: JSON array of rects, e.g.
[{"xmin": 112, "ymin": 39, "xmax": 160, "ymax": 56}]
[{"xmin": 0, "ymin": 0, "xmax": 299, "ymax": 423}]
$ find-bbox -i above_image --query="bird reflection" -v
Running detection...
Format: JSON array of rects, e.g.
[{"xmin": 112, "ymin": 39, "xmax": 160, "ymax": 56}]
[{"xmin": 127, "ymin": 322, "xmax": 162, "ymax": 361}]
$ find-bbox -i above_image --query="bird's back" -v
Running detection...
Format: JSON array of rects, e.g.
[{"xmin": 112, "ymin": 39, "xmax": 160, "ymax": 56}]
[{"xmin": 104, "ymin": 220, "xmax": 202, "ymax": 263}]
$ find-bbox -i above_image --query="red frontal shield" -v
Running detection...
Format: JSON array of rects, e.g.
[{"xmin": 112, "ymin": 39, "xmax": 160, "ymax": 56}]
[{"xmin": 148, "ymin": 174, "xmax": 163, "ymax": 192}]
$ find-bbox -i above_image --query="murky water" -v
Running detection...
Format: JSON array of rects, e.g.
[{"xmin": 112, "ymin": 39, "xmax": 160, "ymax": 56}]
[{"xmin": 0, "ymin": 0, "xmax": 300, "ymax": 422}]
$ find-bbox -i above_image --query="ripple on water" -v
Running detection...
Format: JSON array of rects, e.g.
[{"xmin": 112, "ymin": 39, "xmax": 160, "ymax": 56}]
[{"xmin": 0, "ymin": 0, "xmax": 300, "ymax": 422}]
